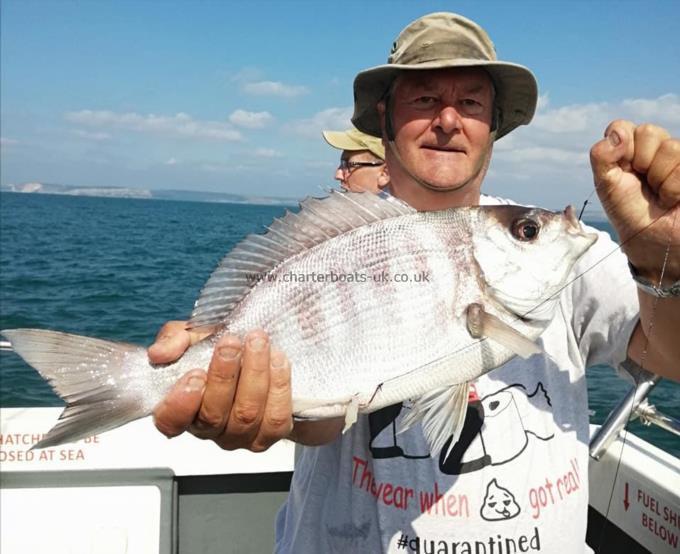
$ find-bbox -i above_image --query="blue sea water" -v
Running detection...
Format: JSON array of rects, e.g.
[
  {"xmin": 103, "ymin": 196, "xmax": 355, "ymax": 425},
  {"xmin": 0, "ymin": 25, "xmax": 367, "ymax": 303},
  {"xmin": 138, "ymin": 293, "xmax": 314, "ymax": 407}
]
[{"xmin": 1, "ymin": 192, "xmax": 678, "ymax": 457}]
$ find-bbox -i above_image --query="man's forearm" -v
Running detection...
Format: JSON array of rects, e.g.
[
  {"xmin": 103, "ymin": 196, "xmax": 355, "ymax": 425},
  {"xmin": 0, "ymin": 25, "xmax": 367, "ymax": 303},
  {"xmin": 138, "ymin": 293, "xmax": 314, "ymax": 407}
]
[
  {"xmin": 629, "ymin": 293, "xmax": 680, "ymax": 382},
  {"xmin": 288, "ymin": 417, "xmax": 344, "ymax": 446}
]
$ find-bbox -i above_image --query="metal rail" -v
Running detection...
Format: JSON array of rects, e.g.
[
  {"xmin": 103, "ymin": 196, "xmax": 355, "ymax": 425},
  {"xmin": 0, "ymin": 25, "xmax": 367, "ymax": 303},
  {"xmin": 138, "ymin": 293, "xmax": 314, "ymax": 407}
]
[
  {"xmin": 635, "ymin": 400, "xmax": 680, "ymax": 437},
  {"xmin": 589, "ymin": 359, "xmax": 678, "ymax": 459}
]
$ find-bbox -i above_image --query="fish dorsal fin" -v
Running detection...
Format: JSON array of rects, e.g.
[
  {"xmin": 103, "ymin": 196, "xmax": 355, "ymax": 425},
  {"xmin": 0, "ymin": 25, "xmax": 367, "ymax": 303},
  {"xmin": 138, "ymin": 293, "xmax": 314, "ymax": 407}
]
[{"xmin": 188, "ymin": 191, "xmax": 415, "ymax": 329}]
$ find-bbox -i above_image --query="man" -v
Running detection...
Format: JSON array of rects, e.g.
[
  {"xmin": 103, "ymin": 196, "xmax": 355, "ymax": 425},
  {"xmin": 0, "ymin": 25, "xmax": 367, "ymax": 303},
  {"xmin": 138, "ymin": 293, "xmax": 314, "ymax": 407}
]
[
  {"xmin": 150, "ymin": 13, "xmax": 679, "ymax": 552},
  {"xmin": 322, "ymin": 127, "xmax": 388, "ymax": 193}
]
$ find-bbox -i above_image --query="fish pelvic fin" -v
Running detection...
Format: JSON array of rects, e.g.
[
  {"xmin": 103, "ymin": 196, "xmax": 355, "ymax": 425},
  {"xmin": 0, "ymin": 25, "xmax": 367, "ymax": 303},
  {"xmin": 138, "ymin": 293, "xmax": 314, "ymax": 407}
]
[
  {"xmin": 399, "ymin": 383, "xmax": 470, "ymax": 457},
  {"xmin": 292, "ymin": 394, "xmax": 362, "ymax": 430},
  {"xmin": 466, "ymin": 303, "xmax": 541, "ymax": 360},
  {"xmin": 188, "ymin": 190, "xmax": 416, "ymax": 329},
  {"xmin": 342, "ymin": 395, "xmax": 360, "ymax": 433},
  {"xmin": 1, "ymin": 328, "xmax": 149, "ymax": 449}
]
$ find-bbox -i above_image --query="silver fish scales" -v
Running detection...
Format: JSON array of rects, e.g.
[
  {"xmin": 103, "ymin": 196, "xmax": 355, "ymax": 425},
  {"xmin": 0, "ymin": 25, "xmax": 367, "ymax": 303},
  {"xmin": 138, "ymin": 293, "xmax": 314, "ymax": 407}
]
[{"xmin": 2, "ymin": 191, "xmax": 596, "ymax": 452}]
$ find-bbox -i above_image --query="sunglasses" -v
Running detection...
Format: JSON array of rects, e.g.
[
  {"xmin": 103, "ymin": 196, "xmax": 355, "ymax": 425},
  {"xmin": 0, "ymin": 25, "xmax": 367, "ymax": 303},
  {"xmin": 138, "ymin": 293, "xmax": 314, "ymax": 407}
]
[{"xmin": 338, "ymin": 160, "xmax": 384, "ymax": 173}]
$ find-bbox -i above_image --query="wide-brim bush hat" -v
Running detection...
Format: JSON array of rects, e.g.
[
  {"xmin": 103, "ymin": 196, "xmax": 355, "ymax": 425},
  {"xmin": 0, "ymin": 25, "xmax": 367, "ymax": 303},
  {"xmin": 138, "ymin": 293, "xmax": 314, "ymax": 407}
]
[
  {"xmin": 352, "ymin": 12, "xmax": 538, "ymax": 141},
  {"xmin": 322, "ymin": 128, "xmax": 385, "ymax": 159}
]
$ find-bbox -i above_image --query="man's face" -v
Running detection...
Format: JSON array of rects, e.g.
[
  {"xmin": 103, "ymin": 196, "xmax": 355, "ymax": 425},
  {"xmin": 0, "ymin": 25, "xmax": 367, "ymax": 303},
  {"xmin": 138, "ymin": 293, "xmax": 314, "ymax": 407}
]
[
  {"xmin": 380, "ymin": 68, "xmax": 494, "ymax": 207},
  {"xmin": 335, "ymin": 150, "xmax": 387, "ymax": 193}
]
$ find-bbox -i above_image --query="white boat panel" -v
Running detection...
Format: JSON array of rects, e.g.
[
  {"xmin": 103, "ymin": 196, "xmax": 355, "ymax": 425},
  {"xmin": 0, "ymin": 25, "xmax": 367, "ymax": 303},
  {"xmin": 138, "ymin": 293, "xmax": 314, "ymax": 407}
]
[
  {"xmin": 589, "ymin": 424, "xmax": 680, "ymax": 554},
  {"xmin": 2, "ymin": 410, "xmax": 678, "ymax": 553},
  {"xmin": 0, "ymin": 407, "xmax": 295, "ymax": 475},
  {"xmin": 1, "ymin": 485, "xmax": 162, "ymax": 554}
]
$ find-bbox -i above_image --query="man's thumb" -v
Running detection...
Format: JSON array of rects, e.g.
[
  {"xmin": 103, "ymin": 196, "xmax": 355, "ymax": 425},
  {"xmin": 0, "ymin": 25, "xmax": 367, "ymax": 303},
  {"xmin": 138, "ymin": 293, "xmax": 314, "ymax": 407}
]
[
  {"xmin": 592, "ymin": 121, "xmax": 637, "ymax": 183},
  {"xmin": 590, "ymin": 128, "xmax": 632, "ymax": 192}
]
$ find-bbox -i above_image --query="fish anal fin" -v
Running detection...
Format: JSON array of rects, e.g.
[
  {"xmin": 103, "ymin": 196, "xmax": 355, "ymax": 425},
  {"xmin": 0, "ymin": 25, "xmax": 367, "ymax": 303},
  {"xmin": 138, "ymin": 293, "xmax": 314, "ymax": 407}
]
[
  {"xmin": 292, "ymin": 394, "xmax": 362, "ymax": 433},
  {"xmin": 398, "ymin": 383, "xmax": 470, "ymax": 456}
]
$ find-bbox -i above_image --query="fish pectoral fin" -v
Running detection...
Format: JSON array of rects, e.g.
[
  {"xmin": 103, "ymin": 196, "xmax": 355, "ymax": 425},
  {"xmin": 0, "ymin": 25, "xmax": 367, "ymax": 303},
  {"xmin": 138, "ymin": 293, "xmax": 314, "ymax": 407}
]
[
  {"xmin": 398, "ymin": 383, "xmax": 470, "ymax": 456},
  {"xmin": 466, "ymin": 303, "xmax": 541, "ymax": 360}
]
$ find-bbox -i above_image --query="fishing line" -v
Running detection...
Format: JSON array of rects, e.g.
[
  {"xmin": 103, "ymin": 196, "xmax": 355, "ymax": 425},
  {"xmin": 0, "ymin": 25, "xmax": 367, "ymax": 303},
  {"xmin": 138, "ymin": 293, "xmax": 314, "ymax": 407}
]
[
  {"xmin": 595, "ymin": 207, "xmax": 677, "ymax": 554},
  {"xmin": 595, "ymin": 370, "xmax": 644, "ymax": 553},
  {"xmin": 521, "ymin": 205, "xmax": 675, "ymax": 552},
  {"xmin": 577, "ymin": 189, "xmax": 597, "ymax": 222},
  {"xmin": 374, "ymin": 205, "xmax": 677, "ymax": 525},
  {"xmin": 516, "ymin": 204, "xmax": 676, "ymax": 553},
  {"xmin": 519, "ymin": 206, "xmax": 674, "ymax": 321},
  {"xmin": 374, "ymin": 207, "xmax": 676, "ymax": 393}
]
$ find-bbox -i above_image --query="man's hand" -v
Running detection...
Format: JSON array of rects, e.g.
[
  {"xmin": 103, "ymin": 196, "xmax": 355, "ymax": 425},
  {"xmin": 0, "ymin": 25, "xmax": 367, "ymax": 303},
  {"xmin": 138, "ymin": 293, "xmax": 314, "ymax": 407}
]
[
  {"xmin": 590, "ymin": 121, "xmax": 680, "ymax": 284},
  {"xmin": 591, "ymin": 121, "xmax": 680, "ymax": 381},
  {"xmin": 150, "ymin": 324, "xmax": 294, "ymax": 452},
  {"xmin": 147, "ymin": 320, "xmax": 215, "ymax": 364}
]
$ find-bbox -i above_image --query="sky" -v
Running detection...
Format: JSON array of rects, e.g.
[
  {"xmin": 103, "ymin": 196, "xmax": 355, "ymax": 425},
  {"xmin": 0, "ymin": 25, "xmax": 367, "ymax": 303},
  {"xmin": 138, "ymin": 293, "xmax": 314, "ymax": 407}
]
[{"xmin": 1, "ymin": 0, "xmax": 679, "ymax": 211}]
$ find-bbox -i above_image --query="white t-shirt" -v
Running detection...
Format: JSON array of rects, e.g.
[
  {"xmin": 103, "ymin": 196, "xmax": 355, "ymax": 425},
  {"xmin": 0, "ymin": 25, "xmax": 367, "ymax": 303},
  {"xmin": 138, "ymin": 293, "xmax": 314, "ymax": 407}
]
[{"xmin": 274, "ymin": 196, "xmax": 639, "ymax": 554}]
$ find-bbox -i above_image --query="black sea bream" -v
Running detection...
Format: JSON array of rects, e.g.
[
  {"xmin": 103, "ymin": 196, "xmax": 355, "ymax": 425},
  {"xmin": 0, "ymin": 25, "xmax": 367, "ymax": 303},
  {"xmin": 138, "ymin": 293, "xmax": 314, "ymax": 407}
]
[{"xmin": 2, "ymin": 192, "xmax": 596, "ymax": 453}]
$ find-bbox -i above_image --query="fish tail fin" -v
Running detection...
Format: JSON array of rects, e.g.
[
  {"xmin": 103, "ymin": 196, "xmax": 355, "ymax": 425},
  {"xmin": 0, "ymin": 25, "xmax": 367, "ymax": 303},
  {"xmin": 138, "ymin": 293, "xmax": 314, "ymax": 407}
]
[
  {"xmin": 1, "ymin": 328, "xmax": 149, "ymax": 449},
  {"xmin": 398, "ymin": 383, "xmax": 470, "ymax": 456}
]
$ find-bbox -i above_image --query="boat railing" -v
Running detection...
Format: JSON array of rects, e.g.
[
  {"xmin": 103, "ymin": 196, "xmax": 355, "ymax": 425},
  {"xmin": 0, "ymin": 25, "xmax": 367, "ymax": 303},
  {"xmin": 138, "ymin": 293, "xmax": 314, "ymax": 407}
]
[{"xmin": 589, "ymin": 359, "xmax": 680, "ymax": 460}]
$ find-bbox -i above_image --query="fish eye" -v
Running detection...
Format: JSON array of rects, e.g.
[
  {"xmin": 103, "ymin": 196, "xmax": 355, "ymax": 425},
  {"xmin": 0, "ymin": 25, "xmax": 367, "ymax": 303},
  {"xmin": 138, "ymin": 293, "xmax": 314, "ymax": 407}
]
[{"xmin": 512, "ymin": 218, "xmax": 540, "ymax": 241}]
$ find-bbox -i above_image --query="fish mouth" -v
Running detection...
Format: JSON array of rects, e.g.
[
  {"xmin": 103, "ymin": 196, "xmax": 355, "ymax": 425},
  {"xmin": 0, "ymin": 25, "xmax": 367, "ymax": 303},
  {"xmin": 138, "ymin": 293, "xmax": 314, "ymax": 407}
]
[
  {"xmin": 562, "ymin": 205, "xmax": 598, "ymax": 244},
  {"xmin": 564, "ymin": 205, "xmax": 580, "ymax": 229}
]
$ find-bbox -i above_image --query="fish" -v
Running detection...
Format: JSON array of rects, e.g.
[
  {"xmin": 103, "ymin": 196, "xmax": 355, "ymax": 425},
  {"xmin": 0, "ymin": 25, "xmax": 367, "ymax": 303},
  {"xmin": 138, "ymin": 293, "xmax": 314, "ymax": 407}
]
[{"xmin": 1, "ymin": 191, "xmax": 597, "ymax": 453}]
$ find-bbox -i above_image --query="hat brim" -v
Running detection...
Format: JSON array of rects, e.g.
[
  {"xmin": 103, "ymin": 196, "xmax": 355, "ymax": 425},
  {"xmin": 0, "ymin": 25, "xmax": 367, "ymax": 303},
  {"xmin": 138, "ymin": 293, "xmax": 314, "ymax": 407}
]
[
  {"xmin": 321, "ymin": 130, "xmax": 385, "ymax": 159},
  {"xmin": 322, "ymin": 131, "xmax": 366, "ymax": 152},
  {"xmin": 352, "ymin": 59, "xmax": 538, "ymax": 140}
]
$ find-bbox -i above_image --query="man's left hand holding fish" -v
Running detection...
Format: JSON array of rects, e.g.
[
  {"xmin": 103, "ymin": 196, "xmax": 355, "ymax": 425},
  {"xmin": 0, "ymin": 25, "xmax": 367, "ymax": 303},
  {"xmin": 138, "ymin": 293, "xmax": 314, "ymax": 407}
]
[{"xmin": 150, "ymin": 322, "xmax": 343, "ymax": 449}]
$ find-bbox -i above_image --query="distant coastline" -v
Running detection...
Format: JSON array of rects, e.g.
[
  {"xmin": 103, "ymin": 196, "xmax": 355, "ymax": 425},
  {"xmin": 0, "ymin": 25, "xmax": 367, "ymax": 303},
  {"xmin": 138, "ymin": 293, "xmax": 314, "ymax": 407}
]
[
  {"xmin": 0, "ymin": 182, "xmax": 607, "ymax": 221},
  {"xmin": 0, "ymin": 182, "xmax": 297, "ymax": 207}
]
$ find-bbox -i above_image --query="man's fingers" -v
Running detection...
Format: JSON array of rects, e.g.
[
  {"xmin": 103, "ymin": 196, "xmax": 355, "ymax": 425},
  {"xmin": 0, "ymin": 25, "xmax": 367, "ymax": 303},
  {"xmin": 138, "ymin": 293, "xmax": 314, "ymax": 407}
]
[
  {"xmin": 648, "ymin": 139, "xmax": 680, "ymax": 207},
  {"xmin": 153, "ymin": 369, "xmax": 206, "ymax": 438},
  {"xmin": 190, "ymin": 335, "xmax": 242, "ymax": 439},
  {"xmin": 604, "ymin": 120, "xmax": 636, "ymax": 163},
  {"xmin": 252, "ymin": 349, "xmax": 293, "ymax": 452},
  {"xmin": 632, "ymin": 124, "xmax": 671, "ymax": 178},
  {"xmin": 220, "ymin": 330, "xmax": 271, "ymax": 448},
  {"xmin": 151, "ymin": 328, "xmax": 292, "ymax": 452},
  {"xmin": 657, "ymin": 166, "xmax": 680, "ymax": 209},
  {"xmin": 148, "ymin": 320, "xmax": 215, "ymax": 364},
  {"xmin": 148, "ymin": 324, "xmax": 191, "ymax": 364}
]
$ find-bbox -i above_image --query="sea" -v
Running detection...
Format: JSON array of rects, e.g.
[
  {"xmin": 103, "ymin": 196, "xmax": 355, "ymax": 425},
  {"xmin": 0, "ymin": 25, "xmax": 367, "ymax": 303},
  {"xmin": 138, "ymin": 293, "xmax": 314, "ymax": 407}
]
[{"xmin": 1, "ymin": 192, "xmax": 678, "ymax": 458}]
